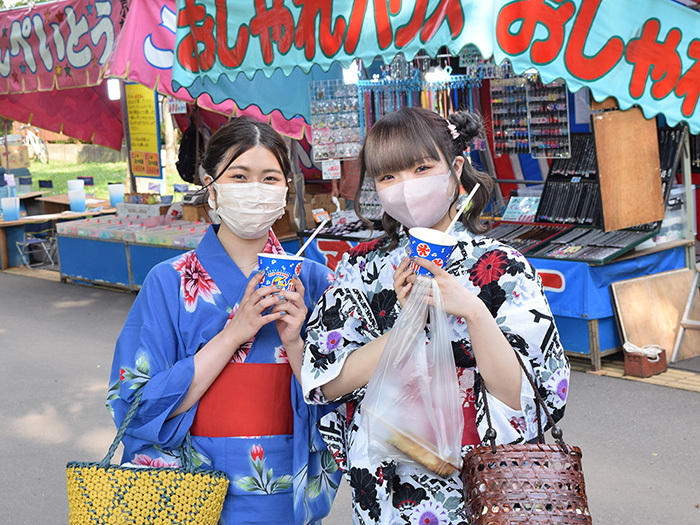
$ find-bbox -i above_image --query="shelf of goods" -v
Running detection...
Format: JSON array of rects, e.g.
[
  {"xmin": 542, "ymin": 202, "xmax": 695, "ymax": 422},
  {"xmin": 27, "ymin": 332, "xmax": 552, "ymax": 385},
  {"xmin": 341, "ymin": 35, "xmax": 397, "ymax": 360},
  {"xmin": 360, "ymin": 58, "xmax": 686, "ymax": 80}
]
[
  {"xmin": 486, "ymin": 122, "xmax": 692, "ymax": 369},
  {"xmin": 56, "ymin": 215, "xmax": 209, "ymax": 290}
]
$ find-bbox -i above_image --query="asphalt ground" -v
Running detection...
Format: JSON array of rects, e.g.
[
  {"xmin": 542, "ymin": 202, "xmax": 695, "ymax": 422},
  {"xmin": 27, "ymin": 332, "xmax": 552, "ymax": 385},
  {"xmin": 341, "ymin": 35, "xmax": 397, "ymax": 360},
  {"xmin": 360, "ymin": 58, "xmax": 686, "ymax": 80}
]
[{"xmin": 1, "ymin": 270, "xmax": 698, "ymax": 524}]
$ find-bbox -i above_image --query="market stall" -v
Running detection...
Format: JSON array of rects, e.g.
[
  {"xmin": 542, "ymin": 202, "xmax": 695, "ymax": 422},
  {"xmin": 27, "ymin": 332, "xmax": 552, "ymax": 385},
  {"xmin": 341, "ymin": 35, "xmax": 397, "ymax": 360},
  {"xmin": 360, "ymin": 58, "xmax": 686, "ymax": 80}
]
[{"xmin": 169, "ymin": 0, "xmax": 699, "ymax": 370}]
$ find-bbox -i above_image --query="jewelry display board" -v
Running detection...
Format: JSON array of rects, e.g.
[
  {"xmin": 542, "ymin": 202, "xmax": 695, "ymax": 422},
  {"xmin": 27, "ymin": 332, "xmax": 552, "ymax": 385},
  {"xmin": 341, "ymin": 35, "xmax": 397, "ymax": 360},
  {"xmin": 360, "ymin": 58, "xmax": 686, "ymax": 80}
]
[
  {"xmin": 536, "ymin": 133, "xmax": 601, "ymax": 226},
  {"xmin": 487, "ymin": 222, "xmax": 570, "ymax": 254},
  {"xmin": 490, "ymin": 78, "xmax": 529, "ymax": 155},
  {"xmin": 526, "ymin": 226, "xmax": 658, "ymax": 264},
  {"xmin": 308, "ymin": 79, "xmax": 362, "ymax": 162},
  {"xmin": 526, "ymin": 79, "xmax": 571, "ymax": 158}
]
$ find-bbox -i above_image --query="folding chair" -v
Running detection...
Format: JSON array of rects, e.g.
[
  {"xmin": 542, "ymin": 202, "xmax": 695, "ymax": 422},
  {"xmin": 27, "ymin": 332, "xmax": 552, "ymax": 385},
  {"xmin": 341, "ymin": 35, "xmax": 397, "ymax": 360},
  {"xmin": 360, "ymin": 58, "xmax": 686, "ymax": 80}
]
[
  {"xmin": 78, "ymin": 176, "xmax": 95, "ymax": 197},
  {"xmin": 15, "ymin": 220, "xmax": 57, "ymax": 269},
  {"xmin": 38, "ymin": 179, "xmax": 54, "ymax": 193}
]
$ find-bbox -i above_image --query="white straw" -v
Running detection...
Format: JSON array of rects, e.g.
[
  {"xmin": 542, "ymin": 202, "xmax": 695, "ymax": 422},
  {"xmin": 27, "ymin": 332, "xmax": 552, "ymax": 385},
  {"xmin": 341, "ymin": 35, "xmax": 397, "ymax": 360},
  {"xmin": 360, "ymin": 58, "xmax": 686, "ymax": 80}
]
[
  {"xmin": 443, "ymin": 182, "xmax": 480, "ymax": 242},
  {"xmin": 295, "ymin": 218, "xmax": 330, "ymax": 257}
]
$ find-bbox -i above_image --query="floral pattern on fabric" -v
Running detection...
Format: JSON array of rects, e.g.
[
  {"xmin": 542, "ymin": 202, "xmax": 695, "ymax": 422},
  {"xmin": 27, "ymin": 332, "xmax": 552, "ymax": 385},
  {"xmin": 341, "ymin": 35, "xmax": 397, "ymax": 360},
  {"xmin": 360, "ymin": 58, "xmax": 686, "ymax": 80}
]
[
  {"xmin": 225, "ymin": 304, "xmax": 253, "ymax": 363},
  {"xmin": 106, "ymin": 226, "xmax": 341, "ymax": 525},
  {"xmin": 236, "ymin": 444, "xmax": 293, "ymax": 494},
  {"xmin": 173, "ymin": 250, "xmax": 221, "ymax": 312},
  {"xmin": 301, "ymin": 223, "xmax": 569, "ymax": 524}
]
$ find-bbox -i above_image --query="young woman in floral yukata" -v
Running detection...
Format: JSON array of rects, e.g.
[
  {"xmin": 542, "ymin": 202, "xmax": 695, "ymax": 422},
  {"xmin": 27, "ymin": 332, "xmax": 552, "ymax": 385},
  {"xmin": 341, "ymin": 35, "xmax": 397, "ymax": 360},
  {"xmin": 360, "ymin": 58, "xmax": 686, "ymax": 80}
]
[
  {"xmin": 301, "ymin": 107, "xmax": 570, "ymax": 525},
  {"xmin": 107, "ymin": 118, "xmax": 340, "ymax": 525}
]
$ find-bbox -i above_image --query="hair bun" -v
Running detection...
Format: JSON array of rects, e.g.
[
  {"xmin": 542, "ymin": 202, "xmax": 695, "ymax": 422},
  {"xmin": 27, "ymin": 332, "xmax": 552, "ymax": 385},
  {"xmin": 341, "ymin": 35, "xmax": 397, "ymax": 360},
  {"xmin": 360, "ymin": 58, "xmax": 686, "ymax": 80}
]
[{"xmin": 448, "ymin": 111, "xmax": 484, "ymax": 146}]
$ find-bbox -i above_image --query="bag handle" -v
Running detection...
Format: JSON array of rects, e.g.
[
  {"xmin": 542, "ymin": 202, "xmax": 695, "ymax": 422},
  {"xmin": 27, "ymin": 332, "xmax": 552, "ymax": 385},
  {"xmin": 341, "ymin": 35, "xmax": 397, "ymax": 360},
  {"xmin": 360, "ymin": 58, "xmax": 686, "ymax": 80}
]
[
  {"xmin": 99, "ymin": 389, "xmax": 198, "ymax": 473},
  {"xmin": 479, "ymin": 351, "xmax": 568, "ymax": 455}
]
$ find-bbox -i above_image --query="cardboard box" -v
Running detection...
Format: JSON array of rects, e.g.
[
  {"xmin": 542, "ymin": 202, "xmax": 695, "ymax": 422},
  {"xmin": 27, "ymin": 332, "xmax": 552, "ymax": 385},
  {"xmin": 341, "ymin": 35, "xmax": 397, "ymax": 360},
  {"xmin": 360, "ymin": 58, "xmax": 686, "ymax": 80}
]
[
  {"xmin": 0, "ymin": 144, "xmax": 30, "ymax": 169},
  {"xmin": 274, "ymin": 201, "xmax": 316, "ymax": 237},
  {"xmin": 182, "ymin": 203, "xmax": 211, "ymax": 223}
]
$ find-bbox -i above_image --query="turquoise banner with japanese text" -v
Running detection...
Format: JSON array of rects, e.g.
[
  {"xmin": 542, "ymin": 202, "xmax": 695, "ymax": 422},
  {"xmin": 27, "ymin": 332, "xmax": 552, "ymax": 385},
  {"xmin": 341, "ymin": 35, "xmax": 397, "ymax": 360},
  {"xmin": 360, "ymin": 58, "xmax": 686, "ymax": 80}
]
[{"xmin": 173, "ymin": 0, "xmax": 700, "ymax": 132}]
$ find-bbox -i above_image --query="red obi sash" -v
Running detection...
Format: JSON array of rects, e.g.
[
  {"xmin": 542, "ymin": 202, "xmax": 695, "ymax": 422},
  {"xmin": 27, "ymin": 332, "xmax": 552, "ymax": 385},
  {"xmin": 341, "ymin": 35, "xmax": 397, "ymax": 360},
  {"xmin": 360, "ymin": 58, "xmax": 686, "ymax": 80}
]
[
  {"xmin": 190, "ymin": 363, "xmax": 294, "ymax": 438},
  {"xmin": 463, "ymin": 398, "xmax": 480, "ymax": 446}
]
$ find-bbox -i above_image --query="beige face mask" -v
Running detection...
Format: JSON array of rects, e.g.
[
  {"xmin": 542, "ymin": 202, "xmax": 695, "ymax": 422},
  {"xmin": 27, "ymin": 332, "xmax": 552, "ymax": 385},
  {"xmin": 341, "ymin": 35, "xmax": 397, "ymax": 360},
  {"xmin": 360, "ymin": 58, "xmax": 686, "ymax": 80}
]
[{"xmin": 209, "ymin": 181, "xmax": 288, "ymax": 239}]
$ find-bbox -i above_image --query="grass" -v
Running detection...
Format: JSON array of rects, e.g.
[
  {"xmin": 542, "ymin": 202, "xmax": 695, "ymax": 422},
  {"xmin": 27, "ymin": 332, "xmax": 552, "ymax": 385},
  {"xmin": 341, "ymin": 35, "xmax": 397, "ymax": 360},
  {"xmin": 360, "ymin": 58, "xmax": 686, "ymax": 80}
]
[{"xmin": 26, "ymin": 160, "xmax": 179, "ymax": 200}]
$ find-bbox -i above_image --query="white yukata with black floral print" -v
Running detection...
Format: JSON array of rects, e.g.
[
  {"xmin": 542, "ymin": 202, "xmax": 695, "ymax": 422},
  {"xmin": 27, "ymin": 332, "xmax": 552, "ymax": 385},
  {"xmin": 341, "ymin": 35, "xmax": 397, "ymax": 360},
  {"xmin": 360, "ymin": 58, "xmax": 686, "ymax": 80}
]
[{"xmin": 301, "ymin": 222, "xmax": 569, "ymax": 525}]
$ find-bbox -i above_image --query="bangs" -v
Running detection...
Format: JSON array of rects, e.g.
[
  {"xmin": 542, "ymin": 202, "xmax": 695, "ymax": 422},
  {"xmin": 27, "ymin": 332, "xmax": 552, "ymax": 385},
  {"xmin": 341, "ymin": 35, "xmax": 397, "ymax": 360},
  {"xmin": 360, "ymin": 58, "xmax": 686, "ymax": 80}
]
[{"xmin": 363, "ymin": 114, "xmax": 442, "ymax": 179}]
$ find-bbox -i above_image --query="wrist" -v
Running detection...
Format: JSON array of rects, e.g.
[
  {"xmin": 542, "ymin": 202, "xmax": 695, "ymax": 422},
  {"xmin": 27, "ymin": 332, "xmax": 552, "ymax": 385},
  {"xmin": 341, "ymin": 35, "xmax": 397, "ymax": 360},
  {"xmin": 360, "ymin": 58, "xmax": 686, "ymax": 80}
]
[{"xmin": 461, "ymin": 299, "xmax": 491, "ymax": 325}]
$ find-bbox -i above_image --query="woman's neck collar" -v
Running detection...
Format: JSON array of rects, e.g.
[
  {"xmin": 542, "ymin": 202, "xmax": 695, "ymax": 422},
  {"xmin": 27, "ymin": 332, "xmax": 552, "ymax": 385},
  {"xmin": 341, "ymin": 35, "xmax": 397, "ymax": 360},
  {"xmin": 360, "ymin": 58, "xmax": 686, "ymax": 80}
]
[{"xmin": 216, "ymin": 224, "xmax": 269, "ymax": 270}]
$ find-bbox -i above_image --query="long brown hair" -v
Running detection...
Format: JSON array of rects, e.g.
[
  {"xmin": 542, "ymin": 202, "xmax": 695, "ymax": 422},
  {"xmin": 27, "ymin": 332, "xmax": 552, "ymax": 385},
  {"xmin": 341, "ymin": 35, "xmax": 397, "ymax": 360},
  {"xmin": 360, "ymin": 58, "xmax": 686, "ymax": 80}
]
[{"xmin": 355, "ymin": 107, "xmax": 493, "ymax": 251}]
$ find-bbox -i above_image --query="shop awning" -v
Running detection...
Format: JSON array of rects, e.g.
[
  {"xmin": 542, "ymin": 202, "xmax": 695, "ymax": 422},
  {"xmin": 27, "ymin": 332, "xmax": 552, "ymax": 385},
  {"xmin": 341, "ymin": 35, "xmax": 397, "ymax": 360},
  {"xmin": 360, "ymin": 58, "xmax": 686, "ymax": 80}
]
[
  {"xmin": 105, "ymin": 0, "xmax": 328, "ymax": 140},
  {"xmin": 0, "ymin": 0, "xmax": 129, "ymax": 150},
  {"xmin": 172, "ymin": 0, "xmax": 700, "ymax": 133}
]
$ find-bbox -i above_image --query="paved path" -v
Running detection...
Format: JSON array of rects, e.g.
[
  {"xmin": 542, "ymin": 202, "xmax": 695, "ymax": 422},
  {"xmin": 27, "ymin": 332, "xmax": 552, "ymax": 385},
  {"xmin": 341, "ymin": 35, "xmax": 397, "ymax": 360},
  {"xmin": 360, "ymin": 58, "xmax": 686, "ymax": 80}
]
[{"xmin": 0, "ymin": 270, "xmax": 698, "ymax": 524}]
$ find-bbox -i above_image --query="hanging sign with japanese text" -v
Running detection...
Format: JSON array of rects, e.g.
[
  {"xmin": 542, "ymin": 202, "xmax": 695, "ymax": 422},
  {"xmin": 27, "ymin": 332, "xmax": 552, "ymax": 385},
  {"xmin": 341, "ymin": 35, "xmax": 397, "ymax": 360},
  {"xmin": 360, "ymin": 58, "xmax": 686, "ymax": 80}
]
[
  {"xmin": 0, "ymin": 0, "xmax": 128, "ymax": 94},
  {"xmin": 106, "ymin": 0, "xmax": 314, "ymax": 138},
  {"xmin": 125, "ymin": 82, "xmax": 162, "ymax": 179},
  {"xmin": 173, "ymin": 0, "xmax": 700, "ymax": 132}
]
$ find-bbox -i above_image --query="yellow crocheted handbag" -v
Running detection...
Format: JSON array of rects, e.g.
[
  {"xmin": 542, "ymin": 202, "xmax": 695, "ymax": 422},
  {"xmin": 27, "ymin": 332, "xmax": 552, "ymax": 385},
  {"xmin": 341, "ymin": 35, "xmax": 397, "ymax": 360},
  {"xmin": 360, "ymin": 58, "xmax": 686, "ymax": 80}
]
[{"xmin": 66, "ymin": 391, "xmax": 229, "ymax": 525}]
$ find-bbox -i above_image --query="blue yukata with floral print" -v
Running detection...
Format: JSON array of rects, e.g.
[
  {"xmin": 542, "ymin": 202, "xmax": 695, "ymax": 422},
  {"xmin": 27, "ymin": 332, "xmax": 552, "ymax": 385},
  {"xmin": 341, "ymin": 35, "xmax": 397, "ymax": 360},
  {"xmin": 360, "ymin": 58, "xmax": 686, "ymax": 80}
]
[
  {"xmin": 301, "ymin": 223, "xmax": 570, "ymax": 525},
  {"xmin": 107, "ymin": 226, "xmax": 341, "ymax": 525}
]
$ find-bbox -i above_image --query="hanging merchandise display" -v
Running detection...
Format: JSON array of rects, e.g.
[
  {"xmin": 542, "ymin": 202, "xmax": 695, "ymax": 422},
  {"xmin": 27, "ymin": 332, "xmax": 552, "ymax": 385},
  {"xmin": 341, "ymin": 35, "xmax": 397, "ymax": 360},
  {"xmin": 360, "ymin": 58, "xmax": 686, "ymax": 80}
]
[
  {"xmin": 308, "ymin": 79, "xmax": 362, "ymax": 162},
  {"xmin": 536, "ymin": 134, "xmax": 601, "ymax": 226},
  {"xmin": 488, "ymin": 124, "xmax": 689, "ymax": 265},
  {"xmin": 357, "ymin": 54, "xmax": 491, "ymax": 136},
  {"xmin": 527, "ymin": 80, "xmax": 571, "ymax": 158},
  {"xmin": 490, "ymin": 78, "xmax": 530, "ymax": 155},
  {"xmin": 357, "ymin": 175, "xmax": 383, "ymax": 222}
]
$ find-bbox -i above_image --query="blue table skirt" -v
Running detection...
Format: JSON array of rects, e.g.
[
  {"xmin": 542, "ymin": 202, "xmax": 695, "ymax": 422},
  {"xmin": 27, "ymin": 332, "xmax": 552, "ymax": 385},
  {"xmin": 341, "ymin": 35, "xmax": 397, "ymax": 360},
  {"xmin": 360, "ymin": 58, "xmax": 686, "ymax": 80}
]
[{"xmin": 529, "ymin": 247, "xmax": 686, "ymax": 319}]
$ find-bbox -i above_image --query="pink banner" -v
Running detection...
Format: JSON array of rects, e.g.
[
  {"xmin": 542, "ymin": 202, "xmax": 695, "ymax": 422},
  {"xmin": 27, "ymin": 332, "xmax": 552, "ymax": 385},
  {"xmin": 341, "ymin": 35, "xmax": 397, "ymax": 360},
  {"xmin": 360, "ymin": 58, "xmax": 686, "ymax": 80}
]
[
  {"xmin": 0, "ymin": 0, "xmax": 128, "ymax": 94},
  {"xmin": 106, "ymin": 0, "xmax": 310, "ymax": 139}
]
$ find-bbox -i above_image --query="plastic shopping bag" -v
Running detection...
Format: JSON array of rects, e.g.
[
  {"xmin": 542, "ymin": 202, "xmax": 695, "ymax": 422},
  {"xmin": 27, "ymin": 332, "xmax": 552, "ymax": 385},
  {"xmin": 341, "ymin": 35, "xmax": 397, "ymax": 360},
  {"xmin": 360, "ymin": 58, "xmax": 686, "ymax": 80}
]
[{"xmin": 361, "ymin": 276, "xmax": 464, "ymax": 477}]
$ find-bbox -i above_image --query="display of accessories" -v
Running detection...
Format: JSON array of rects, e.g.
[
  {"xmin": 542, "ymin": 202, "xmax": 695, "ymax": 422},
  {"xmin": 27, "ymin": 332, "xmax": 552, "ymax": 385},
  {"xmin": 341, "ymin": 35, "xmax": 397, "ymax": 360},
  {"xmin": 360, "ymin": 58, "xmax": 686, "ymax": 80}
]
[
  {"xmin": 358, "ymin": 176, "xmax": 383, "ymax": 221},
  {"xmin": 458, "ymin": 44, "xmax": 514, "ymax": 79},
  {"xmin": 657, "ymin": 126, "xmax": 687, "ymax": 202},
  {"xmin": 487, "ymin": 222, "xmax": 570, "ymax": 254},
  {"xmin": 527, "ymin": 79, "xmax": 571, "ymax": 158},
  {"xmin": 309, "ymin": 79, "xmax": 362, "ymax": 162},
  {"xmin": 527, "ymin": 226, "xmax": 658, "ymax": 264},
  {"xmin": 691, "ymin": 131, "xmax": 700, "ymax": 169},
  {"xmin": 490, "ymin": 78, "xmax": 529, "ymax": 155},
  {"xmin": 299, "ymin": 219, "xmax": 384, "ymax": 240},
  {"xmin": 536, "ymin": 133, "xmax": 602, "ymax": 226}
]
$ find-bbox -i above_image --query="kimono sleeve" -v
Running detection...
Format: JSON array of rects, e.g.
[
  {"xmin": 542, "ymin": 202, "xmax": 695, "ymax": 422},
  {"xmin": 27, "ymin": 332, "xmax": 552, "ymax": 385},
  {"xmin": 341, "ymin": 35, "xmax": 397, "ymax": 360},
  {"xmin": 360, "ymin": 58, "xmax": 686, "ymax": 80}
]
[
  {"xmin": 301, "ymin": 253, "xmax": 383, "ymax": 405},
  {"xmin": 472, "ymin": 247, "xmax": 569, "ymax": 445},
  {"xmin": 106, "ymin": 264, "xmax": 196, "ymax": 454}
]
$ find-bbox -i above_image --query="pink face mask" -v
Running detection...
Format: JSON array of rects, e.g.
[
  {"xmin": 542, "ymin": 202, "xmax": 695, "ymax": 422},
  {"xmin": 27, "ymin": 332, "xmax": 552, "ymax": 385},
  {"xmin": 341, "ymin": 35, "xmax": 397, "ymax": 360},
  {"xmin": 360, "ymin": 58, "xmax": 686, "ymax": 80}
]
[{"xmin": 378, "ymin": 171, "xmax": 456, "ymax": 229}]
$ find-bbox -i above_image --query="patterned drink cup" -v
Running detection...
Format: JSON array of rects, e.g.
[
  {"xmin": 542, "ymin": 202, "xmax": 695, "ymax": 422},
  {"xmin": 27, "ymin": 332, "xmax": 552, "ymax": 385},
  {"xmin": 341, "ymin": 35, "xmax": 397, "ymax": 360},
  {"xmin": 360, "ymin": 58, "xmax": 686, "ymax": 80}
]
[
  {"xmin": 408, "ymin": 227, "xmax": 458, "ymax": 277},
  {"xmin": 257, "ymin": 253, "xmax": 304, "ymax": 292}
]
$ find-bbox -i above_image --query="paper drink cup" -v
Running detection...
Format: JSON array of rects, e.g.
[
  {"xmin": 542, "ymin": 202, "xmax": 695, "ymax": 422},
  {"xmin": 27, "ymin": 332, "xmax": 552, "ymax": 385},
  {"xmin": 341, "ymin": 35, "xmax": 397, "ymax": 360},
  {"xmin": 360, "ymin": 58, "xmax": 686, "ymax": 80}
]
[
  {"xmin": 68, "ymin": 189, "xmax": 86, "ymax": 212},
  {"xmin": 408, "ymin": 227, "xmax": 458, "ymax": 277},
  {"xmin": 257, "ymin": 253, "xmax": 304, "ymax": 292}
]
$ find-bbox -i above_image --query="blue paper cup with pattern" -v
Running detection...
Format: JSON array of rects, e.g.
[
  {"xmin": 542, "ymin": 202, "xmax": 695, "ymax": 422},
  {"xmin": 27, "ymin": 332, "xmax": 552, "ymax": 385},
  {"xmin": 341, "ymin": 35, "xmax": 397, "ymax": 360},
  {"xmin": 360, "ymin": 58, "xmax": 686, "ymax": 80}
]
[
  {"xmin": 408, "ymin": 227, "xmax": 457, "ymax": 277},
  {"xmin": 257, "ymin": 253, "xmax": 303, "ymax": 292}
]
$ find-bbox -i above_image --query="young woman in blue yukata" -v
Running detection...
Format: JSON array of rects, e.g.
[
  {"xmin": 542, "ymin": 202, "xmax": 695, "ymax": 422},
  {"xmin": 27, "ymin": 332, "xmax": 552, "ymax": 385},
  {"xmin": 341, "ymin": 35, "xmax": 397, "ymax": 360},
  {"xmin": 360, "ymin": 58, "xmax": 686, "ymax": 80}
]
[{"xmin": 107, "ymin": 117, "xmax": 341, "ymax": 525}]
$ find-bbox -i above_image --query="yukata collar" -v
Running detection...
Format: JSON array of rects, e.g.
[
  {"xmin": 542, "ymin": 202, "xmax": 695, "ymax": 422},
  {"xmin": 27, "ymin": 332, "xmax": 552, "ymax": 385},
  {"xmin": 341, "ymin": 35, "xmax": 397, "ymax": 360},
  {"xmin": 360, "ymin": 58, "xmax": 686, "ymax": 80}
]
[{"xmin": 195, "ymin": 226, "xmax": 286, "ymax": 308}]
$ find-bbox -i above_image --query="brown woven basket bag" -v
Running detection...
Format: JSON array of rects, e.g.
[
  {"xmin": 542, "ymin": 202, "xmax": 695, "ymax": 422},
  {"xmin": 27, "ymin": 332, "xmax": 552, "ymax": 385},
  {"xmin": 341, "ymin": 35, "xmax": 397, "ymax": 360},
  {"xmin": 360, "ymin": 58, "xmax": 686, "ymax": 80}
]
[{"xmin": 461, "ymin": 353, "xmax": 591, "ymax": 524}]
